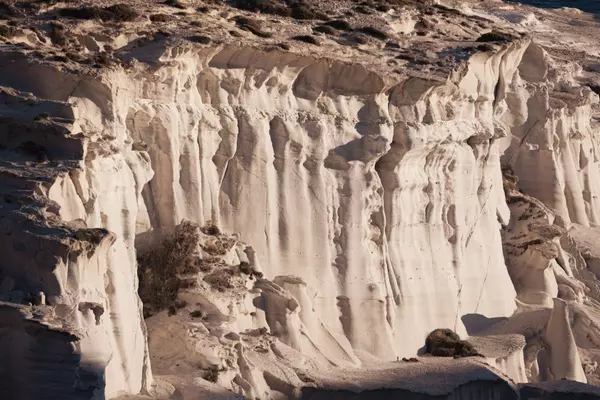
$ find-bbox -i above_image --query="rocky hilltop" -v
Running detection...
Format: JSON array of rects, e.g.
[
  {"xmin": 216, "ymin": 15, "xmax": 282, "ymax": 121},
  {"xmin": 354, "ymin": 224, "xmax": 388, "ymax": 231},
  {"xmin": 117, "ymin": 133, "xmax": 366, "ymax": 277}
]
[{"xmin": 1, "ymin": 0, "xmax": 600, "ymax": 399}]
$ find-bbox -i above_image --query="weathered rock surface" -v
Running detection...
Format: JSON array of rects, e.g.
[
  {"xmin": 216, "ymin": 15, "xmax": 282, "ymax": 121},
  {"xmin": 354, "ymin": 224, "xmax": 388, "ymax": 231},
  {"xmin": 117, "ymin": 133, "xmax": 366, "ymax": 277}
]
[{"xmin": 1, "ymin": 0, "xmax": 600, "ymax": 398}]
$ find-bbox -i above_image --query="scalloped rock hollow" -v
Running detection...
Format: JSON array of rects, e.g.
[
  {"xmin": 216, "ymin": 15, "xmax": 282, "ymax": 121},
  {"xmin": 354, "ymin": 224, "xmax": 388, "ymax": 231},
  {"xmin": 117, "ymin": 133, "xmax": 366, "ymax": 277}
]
[{"xmin": 2, "ymin": 0, "xmax": 600, "ymax": 399}]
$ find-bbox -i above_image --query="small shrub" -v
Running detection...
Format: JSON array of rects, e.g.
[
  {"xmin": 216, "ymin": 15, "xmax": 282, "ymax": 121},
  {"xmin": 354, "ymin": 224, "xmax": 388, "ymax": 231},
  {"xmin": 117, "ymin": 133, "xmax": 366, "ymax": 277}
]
[
  {"xmin": 289, "ymin": 3, "xmax": 328, "ymax": 21},
  {"xmin": 105, "ymin": 4, "xmax": 138, "ymax": 21},
  {"xmin": 425, "ymin": 328, "xmax": 482, "ymax": 358},
  {"xmin": 313, "ymin": 25, "xmax": 336, "ymax": 35},
  {"xmin": 34, "ymin": 112, "xmax": 50, "ymax": 121},
  {"xmin": 189, "ymin": 35, "xmax": 211, "ymax": 44},
  {"xmin": 202, "ymin": 367, "xmax": 221, "ymax": 383},
  {"xmin": 17, "ymin": 141, "xmax": 48, "ymax": 161},
  {"xmin": 324, "ymin": 20, "xmax": 352, "ymax": 31},
  {"xmin": 357, "ymin": 26, "xmax": 387, "ymax": 40},
  {"xmin": 385, "ymin": 40, "xmax": 400, "ymax": 49},
  {"xmin": 203, "ymin": 267, "xmax": 235, "ymax": 292},
  {"xmin": 239, "ymin": 261, "xmax": 252, "ymax": 275},
  {"xmin": 353, "ymin": 5, "xmax": 372, "ymax": 14},
  {"xmin": 235, "ymin": 17, "xmax": 272, "ymax": 38},
  {"xmin": 59, "ymin": 4, "xmax": 138, "ymax": 22},
  {"xmin": 150, "ymin": 13, "xmax": 173, "ymax": 22},
  {"xmin": 189, "ymin": 310, "xmax": 204, "ymax": 318},
  {"xmin": 0, "ymin": 24, "xmax": 15, "ymax": 38},
  {"xmin": 201, "ymin": 224, "xmax": 221, "ymax": 236},
  {"xmin": 231, "ymin": 0, "xmax": 290, "ymax": 17},
  {"xmin": 291, "ymin": 35, "xmax": 319, "ymax": 45},
  {"xmin": 476, "ymin": 31, "xmax": 516, "ymax": 43},
  {"xmin": 164, "ymin": 0, "xmax": 187, "ymax": 9},
  {"xmin": 138, "ymin": 221, "xmax": 201, "ymax": 317},
  {"xmin": 49, "ymin": 22, "xmax": 67, "ymax": 45},
  {"xmin": 402, "ymin": 357, "xmax": 419, "ymax": 362}
]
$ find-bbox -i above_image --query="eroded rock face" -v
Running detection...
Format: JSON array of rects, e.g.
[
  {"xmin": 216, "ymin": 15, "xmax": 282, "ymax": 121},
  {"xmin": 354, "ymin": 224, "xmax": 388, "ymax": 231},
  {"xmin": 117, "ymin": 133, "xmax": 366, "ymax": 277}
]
[{"xmin": 2, "ymin": 0, "xmax": 600, "ymax": 399}]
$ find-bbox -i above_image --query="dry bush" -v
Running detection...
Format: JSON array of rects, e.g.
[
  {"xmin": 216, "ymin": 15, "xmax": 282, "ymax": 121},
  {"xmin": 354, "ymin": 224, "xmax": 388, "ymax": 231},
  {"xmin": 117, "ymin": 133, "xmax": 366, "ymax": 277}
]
[
  {"xmin": 357, "ymin": 26, "xmax": 387, "ymax": 40},
  {"xmin": 238, "ymin": 261, "xmax": 263, "ymax": 279},
  {"xmin": 234, "ymin": 16, "xmax": 272, "ymax": 38},
  {"xmin": 231, "ymin": 0, "xmax": 326, "ymax": 21},
  {"xmin": 164, "ymin": 0, "xmax": 187, "ymax": 9},
  {"xmin": 49, "ymin": 22, "xmax": 67, "ymax": 45},
  {"xmin": 476, "ymin": 31, "xmax": 517, "ymax": 43},
  {"xmin": 0, "ymin": 24, "xmax": 15, "ymax": 37},
  {"xmin": 59, "ymin": 4, "xmax": 138, "ymax": 22},
  {"xmin": 203, "ymin": 267, "xmax": 235, "ymax": 292},
  {"xmin": 33, "ymin": 112, "xmax": 50, "ymax": 121},
  {"xmin": 138, "ymin": 220, "xmax": 200, "ymax": 317},
  {"xmin": 291, "ymin": 35, "xmax": 319, "ymax": 45},
  {"xmin": 188, "ymin": 34, "xmax": 211, "ymax": 44},
  {"xmin": 150, "ymin": 13, "xmax": 173, "ymax": 22},
  {"xmin": 425, "ymin": 329, "xmax": 481, "ymax": 358},
  {"xmin": 313, "ymin": 25, "xmax": 336, "ymax": 35},
  {"xmin": 324, "ymin": 20, "xmax": 352, "ymax": 31},
  {"xmin": 231, "ymin": 0, "xmax": 290, "ymax": 17},
  {"xmin": 201, "ymin": 367, "xmax": 222, "ymax": 383},
  {"xmin": 201, "ymin": 223, "xmax": 221, "ymax": 235}
]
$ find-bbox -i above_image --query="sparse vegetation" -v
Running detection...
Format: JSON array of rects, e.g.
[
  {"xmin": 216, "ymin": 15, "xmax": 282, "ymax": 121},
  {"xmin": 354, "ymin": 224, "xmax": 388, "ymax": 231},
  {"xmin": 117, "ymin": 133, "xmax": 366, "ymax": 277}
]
[
  {"xmin": 203, "ymin": 267, "xmax": 235, "ymax": 292},
  {"xmin": 324, "ymin": 20, "xmax": 352, "ymax": 31},
  {"xmin": 357, "ymin": 26, "xmax": 387, "ymax": 40},
  {"xmin": 238, "ymin": 261, "xmax": 263, "ymax": 279},
  {"xmin": 425, "ymin": 329, "xmax": 481, "ymax": 358},
  {"xmin": 150, "ymin": 13, "xmax": 173, "ymax": 22},
  {"xmin": 137, "ymin": 220, "xmax": 201, "ymax": 318},
  {"xmin": 164, "ymin": 0, "xmax": 187, "ymax": 9},
  {"xmin": 201, "ymin": 366, "xmax": 222, "ymax": 383},
  {"xmin": 201, "ymin": 223, "xmax": 221, "ymax": 236},
  {"xmin": 348, "ymin": 33, "xmax": 369, "ymax": 45},
  {"xmin": 289, "ymin": 3, "xmax": 328, "ymax": 20},
  {"xmin": 189, "ymin": 35, "xmax": 211, "ymax": 44},
  {"xmin": 49, "ymin": 22, "xmax": 67, "ymax": 46},
  {"xmin": 16, "ymin": 140, "xmax": 49, "ymax": 162},
  {"xmin": 234, "ymin": 16, "xmax": 272, "ymax": 38},
  {"xmin": 231, "ymin": 0, "xmax": 290, "ymax": 16},
  {"xmin": 230, "ymin": 0, "xmax": 326, "ymax": 21},
  {"xmin": 0, "ymin": 24, "xmax": 15, "ymax": 38},
  {"xmin": 476, "ymin": 31, "xmax": 516, "ymax": 43},
  {"xmin": 33, "ymin": 112, "xmax": 50, "ymax": 121},
  {"xmin": 59, "ymin": 4, "xmax": 138, "ymax": 22},
  {"xmin": 313, "ymin": 25, "xmax": 336, "ymax": 35},
  {"xmin": 291, "ymin": 35, "xmax": 319, "ymax": 45}
]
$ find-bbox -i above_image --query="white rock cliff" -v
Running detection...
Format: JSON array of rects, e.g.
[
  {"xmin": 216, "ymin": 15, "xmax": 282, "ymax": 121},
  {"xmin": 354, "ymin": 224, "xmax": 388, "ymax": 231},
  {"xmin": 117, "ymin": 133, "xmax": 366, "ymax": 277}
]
[{"xmin": 1, "ymin": 0, "xmax": 600, "ymax": 399}]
